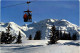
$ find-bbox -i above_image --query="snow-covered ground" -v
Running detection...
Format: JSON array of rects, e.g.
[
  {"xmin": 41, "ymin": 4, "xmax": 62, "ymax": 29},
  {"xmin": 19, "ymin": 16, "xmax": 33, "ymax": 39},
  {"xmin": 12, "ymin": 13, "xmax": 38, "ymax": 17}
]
[{"xmin": 0, "ymin": 40, "xmax": 80, "ymax": 53}]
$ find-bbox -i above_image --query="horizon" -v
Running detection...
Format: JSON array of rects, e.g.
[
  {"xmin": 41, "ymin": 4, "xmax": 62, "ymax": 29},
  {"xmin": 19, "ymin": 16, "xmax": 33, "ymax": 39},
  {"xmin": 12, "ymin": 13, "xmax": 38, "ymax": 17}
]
[{"xmin": 1, "ymin": 0, "xmax": 79, "ymax": 26}]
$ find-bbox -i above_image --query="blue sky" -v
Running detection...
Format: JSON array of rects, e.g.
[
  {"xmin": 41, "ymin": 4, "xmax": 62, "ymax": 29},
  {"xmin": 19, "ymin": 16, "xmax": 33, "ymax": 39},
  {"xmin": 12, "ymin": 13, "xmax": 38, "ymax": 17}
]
[{"xmin": 1, "ymin": 0, "xmax": 79, "ymax": 26}]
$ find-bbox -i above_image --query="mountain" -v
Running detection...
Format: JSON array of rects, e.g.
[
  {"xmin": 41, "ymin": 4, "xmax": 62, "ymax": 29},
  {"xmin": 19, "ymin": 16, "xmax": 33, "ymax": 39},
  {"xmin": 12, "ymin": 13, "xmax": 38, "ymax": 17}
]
[
  {"xmin": 23, "ymin": 19, "xmax": 80, "ymax": 39},
  {"xmin": 0, "ymin": 19, "xmax": 80, "ymax": 40},
  {"xmin": 0, "ymin": 22, "xmax": 27, "ymax": 42}
]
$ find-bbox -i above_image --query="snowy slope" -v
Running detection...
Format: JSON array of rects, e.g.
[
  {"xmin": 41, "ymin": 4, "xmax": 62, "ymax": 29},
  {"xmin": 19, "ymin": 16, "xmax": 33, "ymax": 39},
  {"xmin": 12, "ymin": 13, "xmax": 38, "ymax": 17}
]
[
  {"xmin": 0, "ymin": 22, "xmax": 27, "ymax": 42},
  {"xmin": 23, "ymin": 19, "xmax": 80, "ymax": 39},
  {"xmin": 0, "ymin": 40, "xmax": 79, "ymax": 53}
]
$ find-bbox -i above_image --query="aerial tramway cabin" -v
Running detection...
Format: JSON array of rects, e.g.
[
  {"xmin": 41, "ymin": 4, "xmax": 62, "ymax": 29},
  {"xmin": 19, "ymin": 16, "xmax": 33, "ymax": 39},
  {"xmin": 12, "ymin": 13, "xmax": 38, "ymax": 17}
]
[{"xmin": 23, "ymin": 1, "xmax": 32, "ymax": 22}]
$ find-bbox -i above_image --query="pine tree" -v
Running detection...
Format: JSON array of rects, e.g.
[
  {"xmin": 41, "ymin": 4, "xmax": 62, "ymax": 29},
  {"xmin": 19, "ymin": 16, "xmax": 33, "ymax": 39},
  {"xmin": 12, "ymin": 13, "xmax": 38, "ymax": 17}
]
[
  {"xmin": 34, "ymin": 30, "xmax": 41, "ymax": 40},
  {"xmin": 1, "ymin": 24, "xmax": 16, "ymax": 44},
  {"xmin": 5, "ymin": 33, "xmax": 12, "ymax": 44},
  {"xmin": 29, "ymin": 35, "xmax": 32, "ymax": 40},
  {"xmin": 72, "ymin": 33, "xmax": 77, "ymax": 40},
  {"xmin": 48, "ymin": 25, "xmax": 58, "ymax": 44},
  {"xmin": 55, "ymin": 30, "xmax": 59, "ymax": 40},
  {"xmin": 2, "ymin": 25, "xmax": 12, "ymax": 44},
  {"xmin": 59, "ymin": 31, "xmax": 62, "ymax": 40},
  {"xmin": 62, "ymin": 31, "xmax": 67, "ymax": 40},
  {"xmin": 1, "ymin": 31, "xmax": 6, "ymax": 44},
  {"xmin": 16, "ymin": 31, "xmax": 22, "ymax": 44},
  {"xmin": 5, "ymin": 24, "xmax": 13, "ymax": 44},
  {"xmin": 68, "ymin": 32, "xmax": 71, "ymax": 40},
  {"xmin": 62, "ymin": 31, "xmax": 71, "ymax": 40},
  {"xmin": 60, "ymin": 30, "xmax": 63, "ymax": 40}
]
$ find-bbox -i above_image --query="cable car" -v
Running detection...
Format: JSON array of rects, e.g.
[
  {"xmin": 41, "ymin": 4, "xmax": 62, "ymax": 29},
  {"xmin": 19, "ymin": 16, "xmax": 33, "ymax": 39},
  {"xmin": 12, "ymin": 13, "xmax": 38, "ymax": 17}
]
[
  {"xmin": 23, "ymin": 1, "xmax": 32, "ymax": 22},
  {"xmin": 23, "ymin": 9, "xmax": 32, "ymax": 22}
]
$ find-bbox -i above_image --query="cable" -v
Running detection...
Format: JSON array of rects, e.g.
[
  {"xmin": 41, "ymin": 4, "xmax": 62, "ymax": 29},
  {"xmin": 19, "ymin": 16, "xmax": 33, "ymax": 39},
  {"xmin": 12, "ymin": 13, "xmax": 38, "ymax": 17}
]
[
  {"xmin": 2, "ymin": 2, "xmax": 26, "ymax": 8},
  {"xmin": 1, "ymin": 1, "xmax": 38, "ymax": 9}
]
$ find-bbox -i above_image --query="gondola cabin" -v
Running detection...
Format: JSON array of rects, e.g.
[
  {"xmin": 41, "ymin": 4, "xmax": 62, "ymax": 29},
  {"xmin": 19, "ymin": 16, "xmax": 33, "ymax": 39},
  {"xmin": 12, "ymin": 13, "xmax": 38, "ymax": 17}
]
[
  {"xmin": 23, "ymin": 1, "xmax": 32, "ymax": 22},
  {"xmin": 23, "ymin": 10, "xmax": 32, "ymax": 22}
]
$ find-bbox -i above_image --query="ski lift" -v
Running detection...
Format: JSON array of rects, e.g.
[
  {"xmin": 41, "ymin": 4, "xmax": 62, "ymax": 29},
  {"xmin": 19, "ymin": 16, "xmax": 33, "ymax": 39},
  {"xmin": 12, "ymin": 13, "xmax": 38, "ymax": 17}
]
[
  {"xmin": 23, "ymin": 1, "xmax": 32, "ymax": 22},
  {"xmin": 23, "ymin": 10, "xmax": 32, "ymax": 22}
]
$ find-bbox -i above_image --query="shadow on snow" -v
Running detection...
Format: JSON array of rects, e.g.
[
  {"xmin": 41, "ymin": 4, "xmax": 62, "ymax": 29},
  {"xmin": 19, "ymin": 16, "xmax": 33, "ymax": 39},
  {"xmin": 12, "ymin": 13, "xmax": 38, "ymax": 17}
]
[
  {"xmin": 12, "ymin": 45, "xmax": 43, "ymax": 50},
  {"xmin": 64, "ymin": 42, "xmax": 80, "ymax": 46}
]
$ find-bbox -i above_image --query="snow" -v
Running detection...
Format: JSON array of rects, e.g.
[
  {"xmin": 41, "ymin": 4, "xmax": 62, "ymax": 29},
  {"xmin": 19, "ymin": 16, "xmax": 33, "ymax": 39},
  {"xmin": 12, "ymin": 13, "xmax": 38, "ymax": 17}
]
[
  {"xmin": 25, "ymin": 19, "xmax": 80, "ymax": 39},
  {"xmin": 0, "ymin": 19, "xmax": 80, "ymax": 40},
  {"xmin": 0, "ymin": 19, "xmax": 80, "ymax": 53},
  {"xmin": 0, "ymin": 22, "xmax": 27, "ymax": 43},
  {"xmin": 0, "ymin": 40, "xmax": 80, "ymax": 53}
]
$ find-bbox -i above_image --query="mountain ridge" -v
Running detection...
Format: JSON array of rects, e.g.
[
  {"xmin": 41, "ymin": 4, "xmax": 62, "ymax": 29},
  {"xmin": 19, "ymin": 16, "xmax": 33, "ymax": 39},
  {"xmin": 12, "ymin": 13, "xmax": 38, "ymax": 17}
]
[{"xmin": 0, "ymin": 19, "xmax": 80, "ymax": 40}]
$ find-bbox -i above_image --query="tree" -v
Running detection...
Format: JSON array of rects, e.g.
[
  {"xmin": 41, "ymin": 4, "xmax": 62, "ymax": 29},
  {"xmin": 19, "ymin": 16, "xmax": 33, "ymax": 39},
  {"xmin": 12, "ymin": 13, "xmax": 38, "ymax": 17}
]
[
  {"xmin": 1, "ymin": 25, "xmax": 16, "ymax": 44},
  {"xmin": 5, "ymin": 24, "xmax": 14, "ymax": 44},
  {"xmin": 48, "ymin": 25, "xmax": 58, "ymax": 44},
  {"xmin": 55, "ymin": 30, "xmax": 59, "ymax": 40},
  {"xmin": 68, "ymin": 32, "xmax": 71, "ymax": 40},
  {"xmin": 29, "ymin": 35, "xmax": 32, "ymax": 40},
  {"xmin": 5, "ymin": 33, "xmax": 13, "ymax": 44},
  {"xmin": 59, "ymin": 30, "xmax": 63, "ymax": 40},
  {"xmin": 1, "ymin": 31, "xmax": 6, "ymax": 44},
  {"xmin": 62, "ymin": 31, "xmax": 68, "ymax": 40},
  {"xmin": 34, "ymin": 30, "xmax": 41, "ymax": 40},
  {"xmin": 62, "ymin": 31, "xmax": 72, "ymax": 40},
  {"xmin": 72, "ymin": 33, "xmax": 77, "ymax": 40},
  {"xmin": 16, "ymin": 31, "xmax": 22, "ymax": 44}
]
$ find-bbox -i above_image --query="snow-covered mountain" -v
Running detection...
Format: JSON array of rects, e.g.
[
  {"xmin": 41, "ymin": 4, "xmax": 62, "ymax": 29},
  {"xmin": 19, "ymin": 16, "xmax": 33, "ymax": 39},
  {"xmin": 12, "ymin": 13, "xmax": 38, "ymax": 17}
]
[
  {"xmin": 0, "ymin": 19, "xmax": 80, "ymax": 40},
  {"xmin": 23, "ymin": 19, "xmax": 80, "ymax": 39},
  {"xmin": 0, "ymin": 22, "xmax": 27, "ymax": 42}
]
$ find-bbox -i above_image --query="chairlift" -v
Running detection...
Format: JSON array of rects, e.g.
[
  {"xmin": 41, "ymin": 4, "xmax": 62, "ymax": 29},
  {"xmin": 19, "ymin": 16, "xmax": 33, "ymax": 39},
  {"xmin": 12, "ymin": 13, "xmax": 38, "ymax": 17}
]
[{"xmin": 23, "ymin": 1, "xmax": 32, "ymax": 22}]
